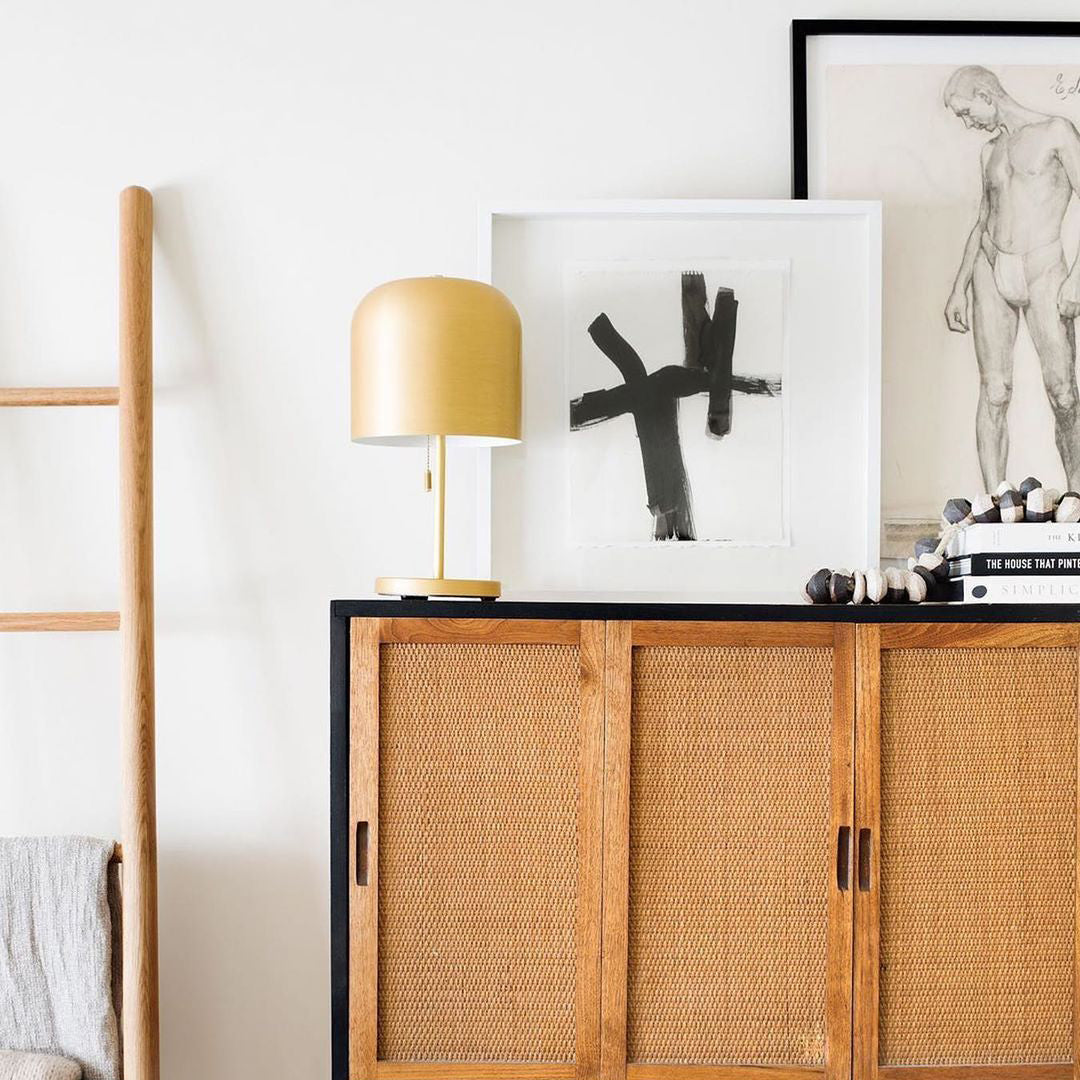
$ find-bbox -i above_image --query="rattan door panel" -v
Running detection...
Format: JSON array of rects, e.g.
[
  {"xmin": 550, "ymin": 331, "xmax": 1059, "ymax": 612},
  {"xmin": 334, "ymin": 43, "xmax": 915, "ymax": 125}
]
[
  {"xmin": 602, "ymin": 622, "xmax": 855, "ymax": 1080},
  {"xmin": 350, "ymin": 618, "xmax": 605, "ymax": 1080},
  {"xmin": 854, "ymin": 624, "xmax": 1080, "ymax": 1080}
]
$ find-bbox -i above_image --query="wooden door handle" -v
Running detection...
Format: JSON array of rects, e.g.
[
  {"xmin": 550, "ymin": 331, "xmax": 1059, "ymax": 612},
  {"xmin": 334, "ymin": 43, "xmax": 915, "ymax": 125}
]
[
  {"xmin": 836, "ymin": 826, "xmax": 852, "ymax": 891},
  {"xmin": 355, "ymin": 821, "xmax": 369, "ymax": 886},
  {"xmin": 857, "ymin": 827, "xmax": 873, "ymax": 892}
]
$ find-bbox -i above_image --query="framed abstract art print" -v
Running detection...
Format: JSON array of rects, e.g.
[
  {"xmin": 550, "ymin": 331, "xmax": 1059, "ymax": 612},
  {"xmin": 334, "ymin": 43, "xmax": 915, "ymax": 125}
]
[
  {"xmin": 794, "ymin": 20, "xmax": 1080, "ymax": 555},
  {"xmin": 478, "ymin": 200, "xmax": 881, "ymax": 595}
]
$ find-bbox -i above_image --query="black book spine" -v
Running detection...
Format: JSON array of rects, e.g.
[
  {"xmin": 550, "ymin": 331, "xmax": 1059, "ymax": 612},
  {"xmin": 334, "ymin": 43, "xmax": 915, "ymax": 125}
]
[{"xmin": 949, "ymin": 552, "xmax": 1080, "ymax": 577}]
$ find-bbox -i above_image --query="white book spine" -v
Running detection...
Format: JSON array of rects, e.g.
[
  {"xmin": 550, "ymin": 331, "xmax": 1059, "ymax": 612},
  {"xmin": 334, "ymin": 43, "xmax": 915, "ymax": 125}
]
[
  {"xmin": 947, "ymin": 523, "xmax": 1080, "ymax": 557},
  {"xmin": 958, "ymin": 575, "xmax": 1080, "ymax": 603}
]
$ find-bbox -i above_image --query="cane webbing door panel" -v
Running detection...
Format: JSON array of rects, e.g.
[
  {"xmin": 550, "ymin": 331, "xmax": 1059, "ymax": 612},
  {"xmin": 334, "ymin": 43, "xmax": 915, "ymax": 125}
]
[
  {"xmin": 601, "ymin": 621, "xmax": 855, "ymax": 1080},
  {"xmin": 350, "ymin": 617, "xmax": 604, "ymax": 1080},
  {"xmin": 854, "ymin": 623, "xmax": 1080, "ymax": 1080}
]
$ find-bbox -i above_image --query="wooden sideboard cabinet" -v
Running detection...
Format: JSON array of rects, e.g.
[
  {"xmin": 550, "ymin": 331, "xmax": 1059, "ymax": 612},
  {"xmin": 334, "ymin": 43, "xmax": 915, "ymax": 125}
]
[{"xmin": 331, "ymin": 602, "xmax": 1080, "ymax": 1080}]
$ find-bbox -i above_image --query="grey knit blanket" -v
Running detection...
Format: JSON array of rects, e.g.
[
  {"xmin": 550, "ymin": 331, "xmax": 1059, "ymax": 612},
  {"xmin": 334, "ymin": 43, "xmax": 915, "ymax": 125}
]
[
  {"xmin": 0, "ymin": 838, "xmax": 120, "ymax": 1080},
  {"xmin": 0, "ymin": 1051, "xmax": 81, "ymax": 1080}
]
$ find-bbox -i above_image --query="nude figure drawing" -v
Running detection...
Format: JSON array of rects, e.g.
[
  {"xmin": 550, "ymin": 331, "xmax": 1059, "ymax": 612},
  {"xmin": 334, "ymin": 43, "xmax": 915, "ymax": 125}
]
[{"xmin": 944, "ymin": 65, "xmax": 1080, "ymax": 491}]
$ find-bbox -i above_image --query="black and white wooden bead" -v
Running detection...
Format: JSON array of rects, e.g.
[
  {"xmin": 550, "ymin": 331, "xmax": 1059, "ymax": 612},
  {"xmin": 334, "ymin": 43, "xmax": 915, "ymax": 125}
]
[
  {"xmin": 914, "ymin": 536, "xmax": 939, "ymax": 560},
  {"xmin": 998, "ymin": 488, "xmax": 1025, "ymax": 523},
  {"xmin": 911, "ymin": 565, "xmax": 937, "ymax": 600},
  {"xmin": 971, "ymin": 493, "xmax": 1000, "ymax": 523},
  {"xmin": 916, "ymin": 551, "xmax": 950, "ymax": 584},
  {"xmin": 851, "ymin": 569, "xmax": 866, "ymax": 605},
  {"xmin": 804, "ymin": 567, "xmax": 831, "ymax": 604},
  {"xmin": 1057, "ymin": 492, "xmax": 1080, "ymax": 523},
  {"xmin": 864, "ymin": 568, "xmax": 887, "ymax": 603},
  {"xmin": 829, "ymin": 571, "xmax": 855, "ymax": 604},
  {"xmin": 884, "ymin": 567, "xmax": 907, "ymax": 603},
  {"xmin": 904, "ymin": 569, "xmax": 926, "ymax": 602},
  {"xmin": 1025, "ymin": 487, "xmax": 1055, "ymax": 522},
  {"xmin": 942, "ymin": 498, "xmax": 974, "ymax": 526}
]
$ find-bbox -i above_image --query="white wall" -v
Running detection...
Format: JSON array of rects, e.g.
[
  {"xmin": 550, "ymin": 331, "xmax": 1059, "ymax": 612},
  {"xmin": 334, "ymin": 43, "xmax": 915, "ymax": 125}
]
[{"xmin": 1, "ymin": 0, "xmax": 1076, "ymax": 1074}]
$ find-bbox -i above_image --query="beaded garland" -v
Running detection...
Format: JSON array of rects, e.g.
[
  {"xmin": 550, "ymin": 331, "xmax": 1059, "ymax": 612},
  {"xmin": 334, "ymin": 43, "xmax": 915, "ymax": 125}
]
[{"xmin": 803, "ymin": 476, "xmax": 1080, "ymax": 605}]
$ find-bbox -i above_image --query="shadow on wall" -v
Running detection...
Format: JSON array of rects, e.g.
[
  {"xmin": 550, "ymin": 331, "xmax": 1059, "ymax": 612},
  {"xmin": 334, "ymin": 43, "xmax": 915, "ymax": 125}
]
[
  {"xmin": 148, "ymin": 188, "xmax": 331, "ymax": 1075},
  {"xmin": 149, "ymin": 182, "xmax": 272, "ymax": 626},
  {"xmin": 150, "ymin": 181, "xmax": 319, "ymax": 684},
  {"xmin": 159, "ymin": 846, "xmax": 327, "ymax": 1075}
]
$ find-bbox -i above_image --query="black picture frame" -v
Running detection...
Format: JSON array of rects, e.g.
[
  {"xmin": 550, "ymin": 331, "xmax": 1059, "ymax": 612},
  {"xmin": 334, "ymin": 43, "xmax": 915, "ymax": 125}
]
[{"xmin": 791, "ymin": 19, "xmax": 1080, "ymax": 198}]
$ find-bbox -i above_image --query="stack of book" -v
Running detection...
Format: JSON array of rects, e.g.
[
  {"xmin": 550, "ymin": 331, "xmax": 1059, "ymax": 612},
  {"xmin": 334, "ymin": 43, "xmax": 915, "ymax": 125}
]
[{"xmin": 946, "ymin": 523, "xmax": 1080, "ymax": 602}]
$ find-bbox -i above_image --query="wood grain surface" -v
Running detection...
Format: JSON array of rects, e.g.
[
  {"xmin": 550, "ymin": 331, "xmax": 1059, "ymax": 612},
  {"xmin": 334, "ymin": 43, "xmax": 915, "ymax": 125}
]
[
  {"xmin": 118, "ymin": 184, "xmax": 159, "ymax": 1080},
  {"xmin": 0, "ymin": 386, "xmax": 120, "ymax": 406}
]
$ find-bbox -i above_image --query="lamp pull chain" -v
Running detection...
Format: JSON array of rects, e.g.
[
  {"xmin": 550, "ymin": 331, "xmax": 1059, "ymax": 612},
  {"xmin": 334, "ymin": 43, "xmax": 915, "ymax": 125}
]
[{"xmin": 424, "ymin": 436, "xmax": 432, "ymax": 492}]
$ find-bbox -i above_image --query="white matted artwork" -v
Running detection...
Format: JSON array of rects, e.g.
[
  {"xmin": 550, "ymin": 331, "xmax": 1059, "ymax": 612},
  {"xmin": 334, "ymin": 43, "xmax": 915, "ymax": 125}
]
[
  {"xmin": 478, "ymin": 201, "xmax": 881, "ymax": 594},
  {"xmin": 797, "ymin": 25, "xmax": 1080, "ymax": 550},
  {"xmin": 565, "ymin": 259, "xmax": 788, "ymax": 547}
]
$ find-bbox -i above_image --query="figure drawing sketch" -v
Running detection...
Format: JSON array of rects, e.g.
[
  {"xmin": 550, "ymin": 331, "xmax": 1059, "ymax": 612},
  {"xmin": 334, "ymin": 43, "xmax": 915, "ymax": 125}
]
[{"xmin": 944, "ymin": 65, "xmax": 1080, "ymax": 491}]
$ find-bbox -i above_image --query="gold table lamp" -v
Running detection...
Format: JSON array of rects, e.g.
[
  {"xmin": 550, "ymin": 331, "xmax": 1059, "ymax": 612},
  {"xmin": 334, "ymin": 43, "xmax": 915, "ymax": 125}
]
[{"xmin": 351, "ymin": 276, "xmax": 521, "ymax": 599}]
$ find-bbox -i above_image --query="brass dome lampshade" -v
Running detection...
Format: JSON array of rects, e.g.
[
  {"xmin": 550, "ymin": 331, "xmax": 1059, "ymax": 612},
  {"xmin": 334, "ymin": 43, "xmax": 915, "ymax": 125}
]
[{"xmin": 351, "ymin": 276, "xmax": 521, "ymax": 599}]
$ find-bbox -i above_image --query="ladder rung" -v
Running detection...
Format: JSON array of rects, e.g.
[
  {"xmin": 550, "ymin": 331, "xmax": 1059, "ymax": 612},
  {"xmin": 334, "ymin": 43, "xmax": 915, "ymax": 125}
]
[
  {"xmin": 0, "ymin": 611, "xmax": 120, "ymax": 631},
  {"xmin": 0, "ymin": 387, "xmax": 120, "ymax": 406}
]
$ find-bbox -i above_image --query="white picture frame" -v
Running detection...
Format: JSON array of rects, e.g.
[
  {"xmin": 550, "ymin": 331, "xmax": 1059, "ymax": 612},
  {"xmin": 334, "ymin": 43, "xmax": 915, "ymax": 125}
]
[{"xmin": 477, "ymin": 200, "xmax": 882, "ymax": 595}]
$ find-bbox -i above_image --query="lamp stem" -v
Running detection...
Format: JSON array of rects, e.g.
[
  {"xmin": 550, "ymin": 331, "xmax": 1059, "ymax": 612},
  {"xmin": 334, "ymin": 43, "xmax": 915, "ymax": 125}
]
[{"xmin": 433, "ymin": 434, "xmax": 446, "ymax": 580}]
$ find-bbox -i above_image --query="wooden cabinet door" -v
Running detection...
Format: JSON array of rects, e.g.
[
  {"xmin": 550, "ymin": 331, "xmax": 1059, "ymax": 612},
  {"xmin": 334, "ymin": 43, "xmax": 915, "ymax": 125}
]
[
  {"xmin": 854, "ymin": 623, "xmax": 1080, "ymax": 1080},
  {"xmin": 601, "ymin": 621, "xmax": 856, "ymax": 1080},
  {"xmin": 349, "ymin": 617, "xmax": 605, "ymax": 1080}
]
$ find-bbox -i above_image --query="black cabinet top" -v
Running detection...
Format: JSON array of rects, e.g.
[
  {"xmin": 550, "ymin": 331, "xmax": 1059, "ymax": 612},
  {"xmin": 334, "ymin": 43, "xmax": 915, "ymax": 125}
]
[{"xmin": 331, "ymin": 596, "xmax": 1080, "ymax": 623}]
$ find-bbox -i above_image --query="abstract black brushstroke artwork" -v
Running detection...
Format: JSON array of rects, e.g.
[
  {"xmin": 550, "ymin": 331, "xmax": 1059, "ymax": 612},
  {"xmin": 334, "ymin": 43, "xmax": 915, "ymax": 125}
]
[{"xmin": 568, "ymin": 268, "xmax": 784, "ymax": 543}]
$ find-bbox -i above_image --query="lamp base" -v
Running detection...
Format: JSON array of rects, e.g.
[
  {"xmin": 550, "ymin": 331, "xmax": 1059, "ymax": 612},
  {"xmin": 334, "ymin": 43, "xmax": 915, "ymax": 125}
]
[{"xmin": 376, "ymin": 576, "xmax": 501, "ymax": 600}]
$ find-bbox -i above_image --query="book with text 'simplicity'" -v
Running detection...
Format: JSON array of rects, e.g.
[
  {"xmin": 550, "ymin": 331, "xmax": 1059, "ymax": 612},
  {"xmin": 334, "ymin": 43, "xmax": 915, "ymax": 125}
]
[{"xmin": 948, "ymin": 575, "xmax": 1080, "ymax": 603}]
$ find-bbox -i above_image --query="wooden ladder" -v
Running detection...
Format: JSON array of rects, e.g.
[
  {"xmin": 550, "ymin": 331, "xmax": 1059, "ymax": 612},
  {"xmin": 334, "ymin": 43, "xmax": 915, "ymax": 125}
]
[{"xmin": 1, "ymin": 187, "xmax": 159, "ymax": 1080}]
